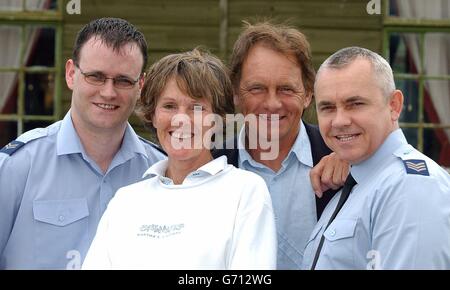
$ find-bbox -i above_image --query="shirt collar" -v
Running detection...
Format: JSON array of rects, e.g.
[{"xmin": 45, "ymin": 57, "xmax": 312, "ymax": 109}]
[
  {"xmin": 143, "ymin": 158, "xmax": 169, "ymax": 178},
  {"xmin": 56, "ymin": 111, "xmax": 85, "ymax": 156},
  {"xmin": 237, "ymin": 126, "xmax": 254, "ymax": 167},
  {"xmin": 56, "ymin": 110, "xmax": 148, "ymax": 158},
  {"xmin": 291, "ymin": 121, "xmax": 313, "ymax": 167},
  {"xmin": 120, "ymin": 123, "xmax": 148, "ymax": 158},
  {"xmin": 143, "ymin": 155, "xmax": 228, "ymax": 185},
  {"xmin": 351, "ymin": 129, "xmax": 407, "ymax": 184},
  {"xmin": 197, "ymin": 155, "xmax": 228, "ymax": 175},
  {"xmin": 237, "ymin": 120, "xmax": 313, "ymax": 168}
]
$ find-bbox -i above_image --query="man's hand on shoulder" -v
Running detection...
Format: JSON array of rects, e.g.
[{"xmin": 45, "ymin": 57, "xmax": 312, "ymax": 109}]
[{"xmin": 310, "ymin": 152, "xmax": 349, "ymax": 198}]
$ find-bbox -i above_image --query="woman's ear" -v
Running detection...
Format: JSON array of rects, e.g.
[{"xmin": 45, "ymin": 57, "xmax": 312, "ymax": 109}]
[{"xmin": 150, "ymin": 112, "xmax": 157, "ymax": 129}]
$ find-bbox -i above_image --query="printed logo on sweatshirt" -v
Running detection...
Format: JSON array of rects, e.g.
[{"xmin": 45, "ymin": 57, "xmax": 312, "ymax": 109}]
[{"xmin": 137, "ymin": 223, "xmax": 185, "ymax": 239}]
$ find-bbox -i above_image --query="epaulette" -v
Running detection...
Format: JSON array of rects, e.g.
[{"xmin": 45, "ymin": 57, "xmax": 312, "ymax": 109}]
[
  {"xmin": 138, "ymin": 136, "xmax": 167, "ymax": 156},
  {"xmin": 394, "ymin": 145, "xmax": 430, "ymax": 176},
  {"xmin": 0, "ymin": 128, "xmax": 48, "ymax": 156}
]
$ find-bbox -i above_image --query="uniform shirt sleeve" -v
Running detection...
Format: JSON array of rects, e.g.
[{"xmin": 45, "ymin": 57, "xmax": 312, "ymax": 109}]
[
  {"xmin": 371, "ymin": 173, "xmax": 450, "ymax": 269},
  {"xmin": 0, "ymin": 152, "xmax": 30, "ymax": 260},
  {"xmin": 227, "ymin": 173, "xmax": 277, "ymax": 270}
]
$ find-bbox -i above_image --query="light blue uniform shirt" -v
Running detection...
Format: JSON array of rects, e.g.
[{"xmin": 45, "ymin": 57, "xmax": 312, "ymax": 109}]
[
  {"xmin": 301, "ymin": 129, "xmax": 450, "ymax": 270},
  {"xmin": 238, "ymin": 121, "xmax": 317, "ymax": 269},
  {"xmin": 0, "ymin": 112, "xmax": 165, "ymax": 269}
]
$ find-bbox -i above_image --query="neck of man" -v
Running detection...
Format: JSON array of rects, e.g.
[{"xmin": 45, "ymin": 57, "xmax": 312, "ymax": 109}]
[
  {"xmin": 247, "ymin": 129, "xmax": 298, "ymax": 172},
  {"xmin": 72, "ymin": 115, "xmax": 126, "ymax": 174},
  {"xmin": 165, "ymin": 150, "xmax": 213, "ymax": 185}
]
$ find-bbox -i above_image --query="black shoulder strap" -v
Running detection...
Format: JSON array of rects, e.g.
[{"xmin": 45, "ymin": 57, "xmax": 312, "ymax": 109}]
[
  {"xmin": 304, "ymin": 122, "xmax": 332, "ymax": 165},
  {"xmin": 304, "ymin": 122, "xmax": 341, "ymax": 220}
]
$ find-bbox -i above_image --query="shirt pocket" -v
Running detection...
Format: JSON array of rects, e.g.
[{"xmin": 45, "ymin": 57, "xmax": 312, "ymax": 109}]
[
  {"xmin": 323, "ymin": 219, "xmax": 357, "ymax": 241},
  {"xmin": 33, "ymin": 199, "xmax": 89, "ymax": 226},
  {"xmin": 33, "ymin": 199, "xmax": 89, "ymax": 269},
  {"xmin": 322, "ymin": 219, "xmax": 357, "ymax": 267}
]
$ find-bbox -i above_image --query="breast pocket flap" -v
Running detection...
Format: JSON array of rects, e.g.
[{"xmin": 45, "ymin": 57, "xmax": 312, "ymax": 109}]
[
  {"xmin": 33, "ymin": 198, "xmax": 89, "ymax": 227},
  {"xmin": 324, "ymin": 219, "xmax": 357, "ymax": 242}
]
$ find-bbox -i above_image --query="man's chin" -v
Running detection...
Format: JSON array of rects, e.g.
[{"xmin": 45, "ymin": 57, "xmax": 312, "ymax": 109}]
[{"xmin": 332, "ymin": 149, "xmax": 362, "ymax": 165}]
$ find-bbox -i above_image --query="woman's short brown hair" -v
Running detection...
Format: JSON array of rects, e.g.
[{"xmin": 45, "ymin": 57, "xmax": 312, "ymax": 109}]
[
  {"xmin": 136, "ymin": 48, "xmax": 235, "ymax": 129},
  {"xmin": 229, "ymin": 21, "xmax": 315, "ymax": 95}
]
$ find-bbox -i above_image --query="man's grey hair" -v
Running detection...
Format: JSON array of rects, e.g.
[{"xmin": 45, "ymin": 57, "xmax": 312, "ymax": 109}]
[{"xmin": 317, "ymin": 46, "xmax": 396, "ymax": 100}]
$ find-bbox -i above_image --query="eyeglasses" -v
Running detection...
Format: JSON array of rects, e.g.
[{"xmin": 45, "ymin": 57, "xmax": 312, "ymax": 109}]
[{"xmin": 75, "ymin": 64, "xmax": 140, "ymax": 89}]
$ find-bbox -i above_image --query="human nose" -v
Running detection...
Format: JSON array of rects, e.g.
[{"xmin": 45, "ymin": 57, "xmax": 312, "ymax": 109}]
[
  {"xmin": 171, "ymin": 106, "xmax": 196, "ymax": 124},
  {"xmin": 331, "ymin": 108, "xmax": 351, "ymax": 128},
  {"xmin": 171, "ymin": 111, "xmax": 193, "ymax": 131},
  {"xmin": 99, "ymin": 79, "xmax": 118, "ymax": 99},
  {"xmin": 263, "ymin": 89, "xmax": 282, "ymax": 111}
]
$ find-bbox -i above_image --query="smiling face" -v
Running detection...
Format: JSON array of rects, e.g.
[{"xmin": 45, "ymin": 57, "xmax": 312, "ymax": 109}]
[
  {"xmin": 152, "ymin": 78, "xmax": 214, "ymax": 162},
  {"xmin": 236, "ymin": 44, "xmax": 312, "ymax": 147},
  {"xmin": 65, "ymin": 37, "xmax": 144, "ymax": 135},
  {"xmin": 315, "ymin": 58, "xmax": 403, "ymax": 164}
]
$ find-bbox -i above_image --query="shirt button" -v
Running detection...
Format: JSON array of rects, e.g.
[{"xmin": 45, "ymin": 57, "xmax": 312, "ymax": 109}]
[
  {"xmin": 329, "ymin": 229, "xmax": 336, "ymax": 237},
  {"xmin": 58, "ymin": 215, "xmax": 65, "ymax": 222}
]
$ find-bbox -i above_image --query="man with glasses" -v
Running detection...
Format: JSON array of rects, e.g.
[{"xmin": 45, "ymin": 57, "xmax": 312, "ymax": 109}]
[
  {"xmin": 75, "ymin": 64, "xmax": 141, "ymax": 90},
  {"xmin": 0, "ymin": 18, "xmax": 165, "ymax": 269}
]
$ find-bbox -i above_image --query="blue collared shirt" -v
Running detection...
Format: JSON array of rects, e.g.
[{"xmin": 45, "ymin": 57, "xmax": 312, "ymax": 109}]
[
  {"xmin": 301, "ymin": 129, "xmax": 450, "ymax": 269},
  {"xmin": 0, "ymin": 112, "xmax": 165, "ymax": 269},
  {"xmin": 238, "ymin": 121, "xmax": 317, "ymax": 269}
]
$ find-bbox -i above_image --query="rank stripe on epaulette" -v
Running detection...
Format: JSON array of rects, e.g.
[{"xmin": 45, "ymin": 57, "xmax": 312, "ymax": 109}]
[
  {"xmin": 405, "ymin": 161, "xmax": 427, "ymax": 171},
  {"xmin": 5, "ymin": 143, "xmax": 20, "ymax": 150},
  {"xmin": 403, "ymin": 159, "xmax": 429, "ymax": 176},
  {"xmin": 0, "ymin": 140, "xmax": 26, "ymax": 156}
]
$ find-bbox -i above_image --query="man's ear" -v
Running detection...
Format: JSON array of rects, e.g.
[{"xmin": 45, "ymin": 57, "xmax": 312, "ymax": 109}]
[
  {"xmin": 65, "ymin": 59, "xmax": 76, "ymax": 90},
  {"xmin": 389, "ymin": 89, "xmax": 404, "ymax": 122},
  {"xmin": 304, "ymin": 91, "xmax": 313, "ymax": 108},
  {"xmin": 138, "ymin": 72, "xmax": 146, "ymax": 90}
]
